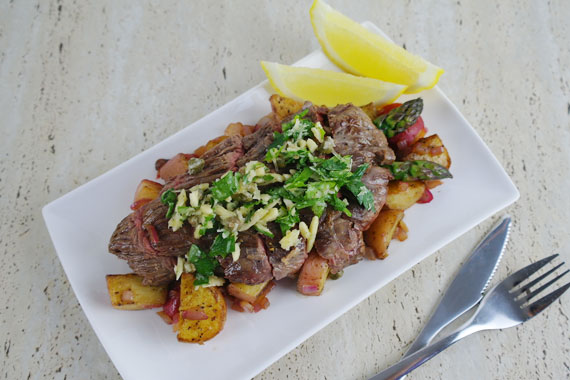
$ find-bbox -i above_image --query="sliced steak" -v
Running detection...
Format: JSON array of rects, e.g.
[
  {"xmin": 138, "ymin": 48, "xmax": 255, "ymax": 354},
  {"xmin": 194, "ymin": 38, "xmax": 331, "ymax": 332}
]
[
  {"xmin": 328, "ymin": 104, "xmax": 395, "ymax": 169},
  {"xmin": 109, "ymin": 198, "xmax": 196, "ymax": 258},
  {"xmin": 236, "ymin": 124, "xmax": 277, "ymax": 167},
  {"xmin": 163, "ymin": 135, "xmax": 244, "ymax": 191},
  {"xmin": 347, "ymin": 165, "xmax": 392, "ymax": 231},
  {"xmin": 263, "ymin": 223, "xmax": 308, "ymax": 280},
  {"xmin": 305, "ymin": 102, "xmax": 329, "ymax": 125},
  {"xmin": 126, "ymin": 254, "xmax": 177, "ymax": 286},
  {"xmin": 281, "ymin": 102, "xmax": 329, "ymax": 126},
  {"xmin": 218, "ymin": 231, "xmax": 273, "ymax": 284},
  {"xmin": 108, "ymin": 198, "xmax": 196, "ymax": 285},
  {"xmin": 315, "ymin": 210, "xmax": 365, "ymax": 273}
]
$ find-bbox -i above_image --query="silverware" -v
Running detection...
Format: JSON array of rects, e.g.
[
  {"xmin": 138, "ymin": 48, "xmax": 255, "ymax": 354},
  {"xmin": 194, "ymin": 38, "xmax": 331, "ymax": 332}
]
[
  {"xmin": 371, "ymin": 254, "xmax": 570, "ymax": 380},
  {"xmin": 408, "ymin": 215, "xmax": 511, "ymax": 356}
]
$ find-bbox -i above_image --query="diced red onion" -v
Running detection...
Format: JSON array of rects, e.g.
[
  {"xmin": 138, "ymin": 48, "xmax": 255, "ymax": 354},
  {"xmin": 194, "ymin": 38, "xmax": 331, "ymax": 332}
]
[{"xmin": 182, "ymin": 309, "xmax": 208, "ymax": 320}]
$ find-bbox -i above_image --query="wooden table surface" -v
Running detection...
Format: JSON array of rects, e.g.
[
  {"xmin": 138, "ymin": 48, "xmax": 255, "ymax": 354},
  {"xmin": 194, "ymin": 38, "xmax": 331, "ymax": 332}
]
[{"xmin": 1, "ymin": 1, "xmax": 569, "ymax": 379}]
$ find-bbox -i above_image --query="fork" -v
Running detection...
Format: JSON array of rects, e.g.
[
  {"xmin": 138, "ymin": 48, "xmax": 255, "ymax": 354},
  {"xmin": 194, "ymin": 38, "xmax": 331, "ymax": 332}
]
[{"xmin": 371, "ymin": 254, "xmax": 570, "ymax": 380}]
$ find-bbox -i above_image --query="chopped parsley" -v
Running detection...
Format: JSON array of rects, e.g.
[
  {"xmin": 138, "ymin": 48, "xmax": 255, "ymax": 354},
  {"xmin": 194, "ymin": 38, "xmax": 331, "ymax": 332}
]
[
  {"xmin": 186, "ymin": 244, "xmax": 218, "ymax": 285},
  {"xmin": 160, "ymin": 189, "xmax": 177, "ymax": 218},
  {"xmin": 210, "ymin": 171, "xmax": 239, "ymax": 201},
  {"xmin": 209, "ymin": 233, "xmax": 236, "ymax": 258}
]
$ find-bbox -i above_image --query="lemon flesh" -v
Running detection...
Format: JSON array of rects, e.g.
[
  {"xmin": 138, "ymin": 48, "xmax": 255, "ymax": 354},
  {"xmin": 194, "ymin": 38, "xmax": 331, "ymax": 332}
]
[
  {"xmin": 310, "ymin": 0, "xmax": 444, "ymax": 94},
  {"xmin": 261, "ymin": 61, "xmax": 406, "ymax": 107}
]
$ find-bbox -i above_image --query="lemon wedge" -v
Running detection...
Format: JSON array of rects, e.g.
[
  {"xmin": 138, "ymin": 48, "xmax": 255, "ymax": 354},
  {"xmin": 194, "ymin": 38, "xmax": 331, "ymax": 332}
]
[
  {"xmin": 260, "ymin": 61, "xmax": 406, "ymax": 107},
  {"xmin": 310, "ymin": 0, "xmax": 444, "ymax": 93}
]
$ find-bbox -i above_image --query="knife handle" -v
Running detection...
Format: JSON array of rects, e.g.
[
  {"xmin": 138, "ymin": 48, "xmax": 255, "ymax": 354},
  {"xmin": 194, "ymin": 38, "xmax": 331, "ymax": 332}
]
[
  {"xmin": 402, "ymin": 300, "xmax": 476, "ymax": 356},
  {"xmin": 370, "ymin": 324, "xmax": 482, "ymax": 380}
]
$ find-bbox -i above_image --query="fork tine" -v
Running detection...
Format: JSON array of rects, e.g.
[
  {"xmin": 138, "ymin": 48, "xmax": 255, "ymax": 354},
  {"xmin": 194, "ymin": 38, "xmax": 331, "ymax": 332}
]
[
  {"xmin": 518, "ymin": 269, "xmax": 570, "ymax": 304},
  {"xmin": 524, "ymin": 282, "xmax": 570, "ymax": 317},
  {"xmin": 513, "ymin": 262, "xmax": 566, "ymax": 297},
  {"xmin": 505, "ymin": 254, "xmax": 559, "ymax": 288}
]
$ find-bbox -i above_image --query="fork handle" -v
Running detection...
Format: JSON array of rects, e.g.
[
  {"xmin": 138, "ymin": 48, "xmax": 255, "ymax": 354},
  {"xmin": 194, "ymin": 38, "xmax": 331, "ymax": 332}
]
[{"xmin": 369, "ymin": 325, "xmax": 480, "ymax": 380}]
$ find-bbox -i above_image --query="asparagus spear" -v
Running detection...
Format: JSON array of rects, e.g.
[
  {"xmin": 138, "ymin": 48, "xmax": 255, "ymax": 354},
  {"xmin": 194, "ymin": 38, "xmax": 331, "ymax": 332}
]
[
  {"xmin": 374, "ymin": 98, "xmax": 423, "ymax": 138},
  {"xmin": 385, "ymin": 160, "xmax": 452, "ymax": 181}
]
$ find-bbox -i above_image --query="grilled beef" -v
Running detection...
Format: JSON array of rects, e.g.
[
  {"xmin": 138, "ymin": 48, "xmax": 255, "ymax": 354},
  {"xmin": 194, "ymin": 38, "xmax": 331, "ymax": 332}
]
[
  {"xmin": 218, "ymin": 231, "xmax": 273, "ymax": 284},
  {"xmin": 314, "ymin": 210, "xmax": 365, "ymax": 273},
  {"xmin": 305, "ymin": 103, "xmax": 329, "ymax": 125},
  {"xmin": 328, "ymin": 104, "xmax": 395, "ymax": 169},
  {"xmin": 109, "ymin": 136, "xmax": 247, "ymax": 286},
  {"xmin": 236, "ymin": 124, "xmax": 277, "ymax": 167},
  {"xmin": 125, "ymin": 253, "xmax": 177, "ymax": 286},
  {"xmin": 108, "ymin": 102, "xmax": 396, "ymax": 287},
  {"xmin": 263, "ymin": 223, "xmax": 308, "ymax": 280},
  {"xmin": 108, "ymin": 198, "xmax": 196, "ymax": 285},
  {"xmin": 163, "ymin": 135, "xmax": 244, "ymax": 191},
  {"xmin": 346, "ymin": 165, "xmax": 392, "ymax": 231}
]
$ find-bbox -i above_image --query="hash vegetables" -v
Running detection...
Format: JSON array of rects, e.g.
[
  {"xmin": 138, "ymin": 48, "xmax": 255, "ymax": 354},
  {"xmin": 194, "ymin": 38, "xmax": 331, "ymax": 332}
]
[{"xmin": 106, "ymin": 95, "xmax": 452, "ymax": 343}]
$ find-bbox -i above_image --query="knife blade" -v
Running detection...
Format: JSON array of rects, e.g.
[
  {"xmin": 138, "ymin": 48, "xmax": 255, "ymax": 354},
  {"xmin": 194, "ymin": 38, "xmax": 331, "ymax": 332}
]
[{"xmin": 402, "ymin": 215, "xmax": 511, "ymax": 357}]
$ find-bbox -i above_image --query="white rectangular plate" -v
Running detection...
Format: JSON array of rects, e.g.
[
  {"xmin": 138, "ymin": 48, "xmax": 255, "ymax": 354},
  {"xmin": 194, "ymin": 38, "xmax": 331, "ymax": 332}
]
[{"xmin": 43, "ymin": 22, "xmax": 518, "ymax": 380}]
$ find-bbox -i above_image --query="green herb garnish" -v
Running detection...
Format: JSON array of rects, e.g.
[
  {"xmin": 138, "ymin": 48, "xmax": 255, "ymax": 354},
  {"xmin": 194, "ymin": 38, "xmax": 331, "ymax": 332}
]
[
  {"xmin": 160, "ymin": 189, "xmax": 177, "ymax": 218},
  {"xmin": 209, "ymin": 233, "xmax": 236, "ymax": 258},
  {"xmin": 186, "ymin": 244, "xmax": 218, "ymax": 285},
  {"xmin": 275, "ymin": 208, "xmax": 300, "ymax": 235},
  {"xmin": 210, "ymin": 171, "xmax": 238, "ymax": 201}
]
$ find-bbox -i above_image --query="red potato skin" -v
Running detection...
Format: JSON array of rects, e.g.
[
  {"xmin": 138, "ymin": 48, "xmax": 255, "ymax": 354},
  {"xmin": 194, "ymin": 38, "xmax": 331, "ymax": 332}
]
[
  {"xmin": 389, "ymin": 117, "xmax": 426, "ymax": 157},
  {"xmin": 416, "ymin": 187, "xmax": 434, "ymax": 204},
  {"xmin": 158, "ymin": 153, "xmax": 192, "ymax": 181},
  {"xmin": 378, "ymin": 103, "xmax": 402, "ymax": 115},
  {"xmin": 297, "ymin": 253, "xmax": 330, "ymax": 296},
  {"xmin": 377, "ymin": 103, "xmax": 427, "ymax": 158}
]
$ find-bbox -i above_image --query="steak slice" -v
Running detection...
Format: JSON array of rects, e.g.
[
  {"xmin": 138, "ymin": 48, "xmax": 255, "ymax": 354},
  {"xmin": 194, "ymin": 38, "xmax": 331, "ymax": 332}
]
[
  {"xmin": 315, "ymin": 210, "xmax": 365, "ymax": 273},
  {"xmin": 263, "ymin": 223, "xmax": 308, "ymax": 280},
  {"xmin": 347, "ymin": 165, "xmax": 392, "ymax": 231},
  {"xmin": 163, "ymin": 135, "xmax": 244, "ymax": 191},
  {"xmin": 218, "ymin": 231, "xmax": 273, "ymax": 284},
  {"xmin": 108, "ymin": 198, "xmax": 197, "ymax": 285},
  {"xmin": 109, "ymin": 198, "xmax": 196, "ymax": 258},
  {"xmin": 305, "ymin": 103, "xmax": 329, "ymax": 125},
  {"xmin": 126, "ymin": 254, "xmax": 177, "ymax": 286},
  {"xmin": 328, "ymin": 104, "xmax": 395, "ymax": 169},
  {"xmin": 236, "ymin": 124, "xmax": 277, "ymax": 167}
]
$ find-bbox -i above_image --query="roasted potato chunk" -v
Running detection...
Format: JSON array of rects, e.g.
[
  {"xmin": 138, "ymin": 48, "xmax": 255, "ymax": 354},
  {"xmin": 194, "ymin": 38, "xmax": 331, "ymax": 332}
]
[
  {"xmin": 224, "ymin": 122, "xmax": 255, "ymax": 137},
  {"xmin": 297, "ymin": 253, "xmax": 330, "ymax": 296},
  {"xmin": 194, "ymin": 135, "xmax": 228, "ymax": 157},
  {"xmin": 385, "ymin": 181, "xmax": 426, "ymax": 210},
  {"xmin": 227, "ymin": 281, "xmax": 269, "ymax": 303},
  {"xmin": 403, "ymin": 134, "xmax": 451, "ymax": 169},
  {"xmin": 177, "ymin": 274, "xmax": 227, "ymax": 343},
  {"xmin": 106, "ymin": 274, "xmax": 168, "ymax": 310},
  {"xmin": 158, "ymin": 153, "xmax": 190, "ymax": 181},
  {"xmin": 360, "ymin": 102, "xmax": 377, "ymax": 120},
  {"xmin": 270, "ymin": 94, "xmax": 304, "ymax": 121},
  {"xmin": 131, "ymin": 179, "xmax": 163, "ymax": 210},
  {"xmin": 364, "ymin": 210, "xmax": 405, "ymax": 259}
]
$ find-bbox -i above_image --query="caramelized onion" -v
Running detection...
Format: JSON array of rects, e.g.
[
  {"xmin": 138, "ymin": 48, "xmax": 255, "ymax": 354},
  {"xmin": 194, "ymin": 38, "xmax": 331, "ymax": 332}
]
[
  {"xmin": 144, "ymin": 224, "xmax": 160, "ymax": 245},
  {"xmin": 182, "ymin": 309, "xmax": 208, "ymax": 320}
]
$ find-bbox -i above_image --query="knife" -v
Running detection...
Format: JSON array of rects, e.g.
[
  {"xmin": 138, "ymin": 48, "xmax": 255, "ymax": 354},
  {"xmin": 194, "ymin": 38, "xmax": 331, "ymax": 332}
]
[{"xmin": 371, "ymin": 215, "xmax": 511, "ymax": 380}]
